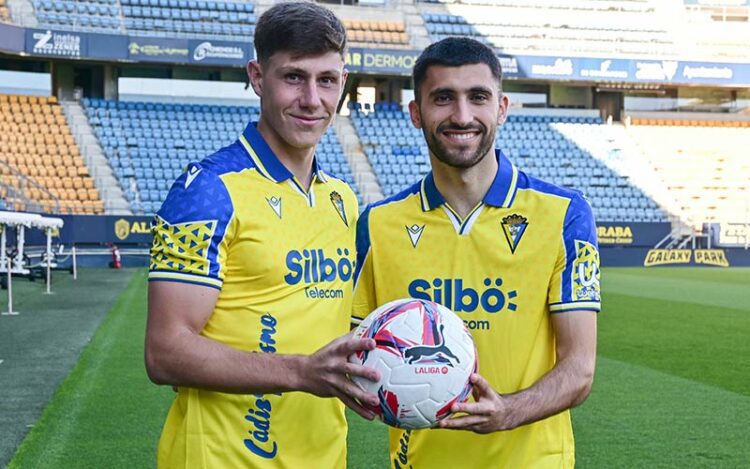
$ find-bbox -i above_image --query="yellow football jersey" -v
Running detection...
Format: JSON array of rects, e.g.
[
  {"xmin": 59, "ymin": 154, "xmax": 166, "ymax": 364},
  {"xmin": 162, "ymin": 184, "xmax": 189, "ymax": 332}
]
[
  {"xmin": 353, "ymin": 150, "xmax": 600, "ymax": 469},
  {"xmin": 149, "ymin": 123, "xmax": 359, "ymax": 468}
]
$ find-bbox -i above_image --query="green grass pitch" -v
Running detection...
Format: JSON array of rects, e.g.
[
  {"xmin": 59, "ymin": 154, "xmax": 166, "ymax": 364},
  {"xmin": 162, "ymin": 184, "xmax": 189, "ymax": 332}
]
[{"xmin": 4, "ymin": 267, "xmax": 749, "ymax": 468}]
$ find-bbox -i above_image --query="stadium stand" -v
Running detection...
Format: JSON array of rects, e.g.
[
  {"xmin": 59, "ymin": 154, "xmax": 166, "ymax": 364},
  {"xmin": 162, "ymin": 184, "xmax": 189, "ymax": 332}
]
[
  {"xmin": 419, "ymin": 0, "xmax": 680, "ymax": 58},
  {"xmin": 0, "ymin": 94, "xmax": 104, "ymax": 214},
  {"xmin": 32, "ymin": 0, "xmax": 123, "ymax": 33},
  {"xmin": 31, "ymin": 0, "xmax": 256, "ymax": 39},
  {"xmin": 350, "ymin": 102, "xmax": 668, "ymax": 223},
  {"xmin": 683, "ymin": 1, "xmax": 750, "ymax": 59},
  {"xmin": 83, "ymin": 99, "xmax": 362, "ymax": 215},
  {"xmin": 625, "ymin": 119, "xmax": 750, "ymax": 228},
  {"xmin": 122, "ymin": 0, "xmax": 256, "ymax": 40},
  {"xmin": 343, "ymin": 19, "xmax": 410, "ymax": 48}
]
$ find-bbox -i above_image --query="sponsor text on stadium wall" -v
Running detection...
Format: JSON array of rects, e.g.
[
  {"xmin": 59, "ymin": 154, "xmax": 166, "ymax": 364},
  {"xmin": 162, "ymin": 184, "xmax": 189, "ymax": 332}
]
[{"xmin": 643, "ymin": 249, "xmax": 729, "ymax": 267}]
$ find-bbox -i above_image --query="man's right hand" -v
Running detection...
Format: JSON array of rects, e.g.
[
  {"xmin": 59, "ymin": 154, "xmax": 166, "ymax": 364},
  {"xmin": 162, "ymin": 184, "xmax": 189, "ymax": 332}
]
[{"xmin": 296, "ymin": 332, "xmax": 382, "ymax": 420}]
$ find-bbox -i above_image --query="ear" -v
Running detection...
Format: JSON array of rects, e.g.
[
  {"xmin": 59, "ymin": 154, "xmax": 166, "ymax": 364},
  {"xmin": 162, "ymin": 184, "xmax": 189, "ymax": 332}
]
[
  {"xmin": 339, "ymin": 68, "xmax": 349, "ymax": 97},
  {"xmin": 247, "ymin": 60, "xmax": 263, "ymax": 97},
  {"xmin": 497, "ymin": 94, "xmax": 510, "ymax": 126},
  {"xmin": 408, "ymin": 100, "xmax": 422, "ymax": 129}
]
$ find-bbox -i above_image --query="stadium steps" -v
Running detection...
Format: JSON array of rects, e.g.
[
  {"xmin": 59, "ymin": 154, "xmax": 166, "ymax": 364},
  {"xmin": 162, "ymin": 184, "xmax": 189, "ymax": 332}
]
[
  {"xmin": 401, "ymin": 2, "xmax": 431, "ymax": 49},
  {"xmin": 60, "ymin": 101, "xmax": 131, "ymax": 215},
  {"xmin": 334, "ymin": 116, "xmax": 384, "ymax": 206}
]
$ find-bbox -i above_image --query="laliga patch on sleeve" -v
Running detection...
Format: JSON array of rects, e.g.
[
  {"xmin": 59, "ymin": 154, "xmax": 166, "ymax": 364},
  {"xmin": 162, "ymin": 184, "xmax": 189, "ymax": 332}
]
[{"xmin": 572, "ymin": 240, "xmax": 600, "ymax": 302}]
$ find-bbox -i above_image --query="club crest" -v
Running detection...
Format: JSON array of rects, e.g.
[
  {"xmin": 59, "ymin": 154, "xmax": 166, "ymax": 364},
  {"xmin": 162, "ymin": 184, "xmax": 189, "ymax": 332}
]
[
  {"xmin": 501, "ymin": 214, "xmax": 528, "ymax": 254},
  {"xmin": 330, "ymin": 191, "xmax": 348, "ymax": 227}
]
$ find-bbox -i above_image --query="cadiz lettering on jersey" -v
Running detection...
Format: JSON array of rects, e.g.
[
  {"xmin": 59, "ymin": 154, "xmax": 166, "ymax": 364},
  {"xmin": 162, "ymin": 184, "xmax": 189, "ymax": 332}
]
[
  {"xmin": 244, "ymin": 313, "xmax": 279, "ymax": 459},
  {"xmin": 408, "ymin": 278, "xmax": 518, "ymax": 313},
  {"xmin": 393, "ymin": 430, "xmax": 412, "ymax": 469}
]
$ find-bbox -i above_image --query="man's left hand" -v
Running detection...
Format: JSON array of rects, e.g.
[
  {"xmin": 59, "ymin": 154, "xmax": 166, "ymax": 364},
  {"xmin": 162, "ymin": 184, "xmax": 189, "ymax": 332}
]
[{"xmin": 438, "ymin": 373, "xmax": 512, "ymax": 434}]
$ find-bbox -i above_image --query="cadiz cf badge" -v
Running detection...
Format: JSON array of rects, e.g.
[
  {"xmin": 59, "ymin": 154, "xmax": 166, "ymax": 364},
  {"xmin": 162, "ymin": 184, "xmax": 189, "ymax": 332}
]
[
  {"xmin": 115, "ymin": 218, "xmax": 130, "ymax": 241},
  {"xmin": 501, "ymin": 214, "xmax": 528, "ymax": 254},
  {"xmin": 330, "ymin": 191, "xmax": 348, "ymax": 227}
]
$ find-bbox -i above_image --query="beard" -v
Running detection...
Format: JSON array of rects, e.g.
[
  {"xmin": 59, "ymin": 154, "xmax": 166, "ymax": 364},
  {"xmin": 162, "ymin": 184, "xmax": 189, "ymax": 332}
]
[{"xmin": 422, "ymin": 120, "xmax": 496, "ymax": 169}]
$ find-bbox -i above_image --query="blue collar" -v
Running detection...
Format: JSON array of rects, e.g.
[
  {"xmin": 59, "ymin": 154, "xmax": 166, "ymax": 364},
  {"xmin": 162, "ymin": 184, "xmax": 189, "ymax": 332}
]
[
  {"xmin": 239, "ymin": 122, "xmax": 327, "ymax": 183},
  {"xmin": 419, "ymin": 149, "xmax": 519, "ymax": 212}
]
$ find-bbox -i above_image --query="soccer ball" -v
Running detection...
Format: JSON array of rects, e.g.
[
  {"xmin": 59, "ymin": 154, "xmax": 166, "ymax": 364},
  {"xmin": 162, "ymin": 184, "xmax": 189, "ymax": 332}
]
[{"xmin": 349, "ymin": 298, "xmax": 477, "ymax": 429}]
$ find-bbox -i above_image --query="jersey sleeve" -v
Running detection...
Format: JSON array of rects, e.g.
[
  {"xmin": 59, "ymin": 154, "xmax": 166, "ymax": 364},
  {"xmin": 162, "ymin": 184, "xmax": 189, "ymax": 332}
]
[
  {"xmin": 548, "ymin": 193, "xmax": 601, "ymax": 313},
  {"xmin": 352, "ymin": 204, "xmax": 377, "ymax": 325},
  {"xmin": 149, "ymin": 162, "xmax": 235, "ymax": 290}
]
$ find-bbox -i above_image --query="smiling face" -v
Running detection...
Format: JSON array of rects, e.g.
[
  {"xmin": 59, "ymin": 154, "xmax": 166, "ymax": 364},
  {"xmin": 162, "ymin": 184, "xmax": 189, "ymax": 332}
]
[
  {"xmin": 409, "ymin": 63, "xmax": 508, "ymax": 169},
  {"xmin": 248, "ymin": 50, "xmax": 347, "ymax": 158}
]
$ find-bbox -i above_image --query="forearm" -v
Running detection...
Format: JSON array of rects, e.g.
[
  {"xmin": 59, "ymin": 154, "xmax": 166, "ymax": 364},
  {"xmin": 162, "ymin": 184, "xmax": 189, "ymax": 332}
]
[
  {"xmin": 146, "ymin": 329, "xmax": 307, "ymax": 395},
  {"xmin": 501, "ymin": 354, "xmax": 594, "ymax": 430}
]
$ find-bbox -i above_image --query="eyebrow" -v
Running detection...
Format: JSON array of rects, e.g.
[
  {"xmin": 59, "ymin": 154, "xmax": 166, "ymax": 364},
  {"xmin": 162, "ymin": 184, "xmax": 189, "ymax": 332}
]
[
  {"xmin": 278, "ymin": 66, "xmax": 341, "ymax": 77},
  {"xmin": 428, "ymin": 86, "xmax": 494, "ymax": 97}
]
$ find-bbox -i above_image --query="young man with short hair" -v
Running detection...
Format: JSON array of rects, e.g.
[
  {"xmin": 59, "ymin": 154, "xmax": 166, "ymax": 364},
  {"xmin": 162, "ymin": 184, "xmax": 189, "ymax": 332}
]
[
  {"xmin": 145, "ymin": 3, "xmax": 379, "ymax": 467},
  {"xmin": 353, "ymin": 37, "xmax": 600, "ymax": 468}
]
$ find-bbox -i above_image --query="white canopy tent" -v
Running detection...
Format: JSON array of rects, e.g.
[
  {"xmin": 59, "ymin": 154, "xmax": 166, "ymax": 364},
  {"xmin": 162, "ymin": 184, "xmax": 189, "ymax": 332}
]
[{"xmin": 0, "ymin": 211, "xmax": 64, "ymax": 315}]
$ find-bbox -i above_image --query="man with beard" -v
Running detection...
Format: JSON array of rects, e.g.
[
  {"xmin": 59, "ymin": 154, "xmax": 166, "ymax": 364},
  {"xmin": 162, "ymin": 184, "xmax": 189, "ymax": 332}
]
[{"xmin": 352, "ymin": 37, "xmax": 600, "ymax": 468}]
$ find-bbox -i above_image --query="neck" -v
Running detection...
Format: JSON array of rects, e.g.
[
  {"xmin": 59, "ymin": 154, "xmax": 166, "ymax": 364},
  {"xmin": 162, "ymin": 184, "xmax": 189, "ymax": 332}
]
[
  {"xmin": 431, "ymin": 150, "xmax": 498, "ymax": 219},
  {"xmin": 256, "ymin": 118, "xmax": 316, "ymax": 190}
]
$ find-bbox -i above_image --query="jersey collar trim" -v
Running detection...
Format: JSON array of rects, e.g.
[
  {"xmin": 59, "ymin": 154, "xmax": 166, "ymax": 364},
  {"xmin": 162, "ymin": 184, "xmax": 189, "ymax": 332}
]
[
  {"xmin": 419, "ymin": 149, "xmax": 519, "ymax": 212},
  {"xmin": 239, "ymin": 122, "xmax": 327, "ymax": 184}
]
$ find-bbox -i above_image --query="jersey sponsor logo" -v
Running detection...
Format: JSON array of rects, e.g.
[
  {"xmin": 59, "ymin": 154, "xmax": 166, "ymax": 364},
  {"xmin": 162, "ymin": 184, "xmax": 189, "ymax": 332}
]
[
  {"xmin": 258, "ymin": 313, "xmax": 277, "ymax": 353},
  {"xmin": 501, "ymin": 213, "xmax": 528, "ymax": 254},
  {"xmin": 393, "ymin": 430, "xmax": 412, "ymax": 469},
  {"xmin": 266, "ymin": 196, "xmax": 282, "ymax": 219},
  {"xmin": 184, "ymin": 165, "xmax": 202, "ymax": 189},
  {"xmin": 244, "ymin": 394, "xmax": 279, "ymax": 459},
  {"xmin": 330, "ymin": 191, "xmax": 348, "ymax": 227},
  {"xmin": 572, "ymin": 240, "xmax": 600, "ymax": 302},
  {"xmin": 405, "ymin": 224, "xmax": 425, "ymax": 248},
  {"xmin": 408, "ymin": 278, "xmax": 518, "ymax": 314},
  {"xmin": 244, "ymin": 313, "xmax": 279, "ymax": 459},
  {"xmin": 284, "ymin": 248, "xmax": 354, "ymax": 285}
]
